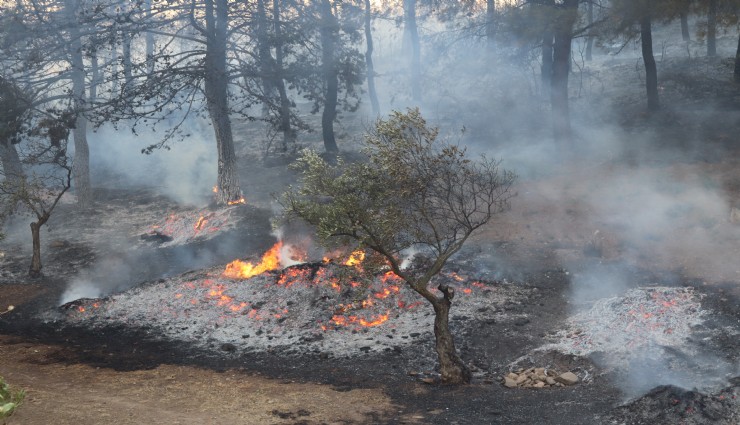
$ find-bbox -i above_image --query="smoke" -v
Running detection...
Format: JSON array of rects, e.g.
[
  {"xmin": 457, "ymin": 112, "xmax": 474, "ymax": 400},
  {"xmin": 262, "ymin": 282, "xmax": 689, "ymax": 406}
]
[
  {"xmin": 87, "ymin": 118, "xmax": 217, "ymax": 205},
  {"xmin": 60, "ymin": 255, "xmax": 135, "ymax": 304}
]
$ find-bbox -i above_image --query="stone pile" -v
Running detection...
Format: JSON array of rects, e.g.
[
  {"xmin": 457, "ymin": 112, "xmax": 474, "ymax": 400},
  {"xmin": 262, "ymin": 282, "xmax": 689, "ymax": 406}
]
[{"xmin": 502, "ymin": 368, "xmax": 578, "ymax": 389}]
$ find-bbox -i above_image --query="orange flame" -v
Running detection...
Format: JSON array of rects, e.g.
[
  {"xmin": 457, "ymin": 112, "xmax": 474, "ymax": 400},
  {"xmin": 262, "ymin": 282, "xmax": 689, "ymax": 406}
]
[
  {"xmin": 360, "ymin": 312, "xmax": 390, "ymax": 327},
  {"xmin": 213, "ymin": 186, "xmax": 219, "ymax": 193},
  {"xmin": 227, "ymin": 197, "xmax": 246, "ymax": 206},
  {"xmin": 223, "ymin": 242, "xmax": 283, "ymax": 279},
  {"xmin": 194, "ymin": 215, "xmax": 207, "ymax": 231},
  {"xmin": 344, "ymin": 250, "xmax": 365, "ymax": 267}
]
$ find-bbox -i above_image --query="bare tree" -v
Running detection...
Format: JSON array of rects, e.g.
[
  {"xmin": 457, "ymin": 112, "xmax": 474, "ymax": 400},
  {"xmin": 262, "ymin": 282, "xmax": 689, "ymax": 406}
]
[{"xmin": 282, "ymin": 109, "xmax": 515, "ymax": 384}]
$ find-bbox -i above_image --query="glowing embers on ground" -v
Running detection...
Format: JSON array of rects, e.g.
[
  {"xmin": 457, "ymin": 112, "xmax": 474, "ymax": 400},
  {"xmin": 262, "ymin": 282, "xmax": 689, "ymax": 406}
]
[
  {"xmin": 551, "ymin": 287, "xmax": 705, "ymax": 357},
  {"xmin": 146, "ymin": 207, "xmax": 234, "ymax": 245}
]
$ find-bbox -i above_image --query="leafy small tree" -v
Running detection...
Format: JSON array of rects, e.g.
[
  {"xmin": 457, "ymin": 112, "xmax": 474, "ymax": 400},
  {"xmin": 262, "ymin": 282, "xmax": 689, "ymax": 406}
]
[
  {"xmin": 0, "ymin": 376, "xmax": 25, "ymax": 422},
  {"xmin": 0, "ymin": 75, "xmax": 73, "ymax": 277},
  {"xmin": 282, "ymin": 108, "xmax": 515, "ymax": 384}
]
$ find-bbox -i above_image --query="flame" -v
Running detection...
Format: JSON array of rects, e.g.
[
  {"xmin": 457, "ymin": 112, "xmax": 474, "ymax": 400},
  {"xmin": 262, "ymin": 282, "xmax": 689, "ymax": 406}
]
[
  {"xmin": 360, "ymin": 312, "xmax": 390, "ymax": 327},
  {"xmin": 343, "ymin": 250, "xmax": 365, "ymax": 267},
  {"xmin": 213, "ymin": 186, "xmax": 219, "ymax": 193},
  {"xmin": 227, "ymin": 197, "xmax": 246, "ymax": 206},
  {"xmin": 224, "ymin": 242, "xmax": 283, "ymax": 279},
  {"xmin": 194, "ymin": 215, "xmax": 207, "ymax": 231}
]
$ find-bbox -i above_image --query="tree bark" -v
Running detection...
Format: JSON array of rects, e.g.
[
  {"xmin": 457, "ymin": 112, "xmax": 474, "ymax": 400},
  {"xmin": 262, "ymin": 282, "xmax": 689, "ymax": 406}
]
[
  {"xmin": 680, "ymin": 12, "xmax": 690, "ymax": 42},
  {"xmin": 145, "ymin": 0, "xmax": 155, "ymax": 74},
  {"xmin": 403, "ymin": 0, "xmax": 421, "ymax": 102},
  {"xmin": 707, "ymin": 0, "xmax": 717, "ymax": 57},
  {"xmin": 734, "ymin": 33, "xmax": 740, "ymax": 83},
  {"xmin": 541, "ymin": 30, "xmax": 554, "ymax": 90},
  {"xmin": 273, "ymin": 0, "xmax": 294, "ymax": 150},
  {"xmin": 204, "ymin": 0, "xmax": 243, "ymax": 204},
  {"xmin": 364, "ymin": 0, "xmax": 380, "ymax": 116},
  {"xmin": 122, "ymin": 30, "xmax": 133, "ymax": 91},
  {"xmin": 431, "ymin": 286, "xmax": 471, "ymax": 384},
  {"xmin": 486, "ymin": 0, "xmax": 495, "ymax": 52},
  {"xmin": 0, "ymin": 140, "xmax": 24, "ymax": 186},
  {"xmin": 641, "ymin": 16, "xmax": 660, "ymax": 111},
  {"xmin": 90, "ymin": 51, "xmax": 99, "ymax": 102},
  {"xmin": 65, "ymin": 0, "xmax": 92, "ymax": 207},
  {"xmin": 585, "ymin": 1, "xmax": 594, "ymax": 61},
  {"xmin": 29, "ymin": 221, "xmax": 43, "ymax": 277},
  {"xmin": 550, "ymin": 0, "xmax": 578, "ymax": 143},
  {"xmin": 256, "ymin": 0, "xmax": 275, "ymax": 115},
  {"xmin": 319, "ymin": 0, "xmax": 339, "ymax": 153}
]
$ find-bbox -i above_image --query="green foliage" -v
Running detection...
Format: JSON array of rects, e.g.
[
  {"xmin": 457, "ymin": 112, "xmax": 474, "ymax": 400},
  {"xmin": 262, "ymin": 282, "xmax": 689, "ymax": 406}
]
[
  {"xmin": 282, "ymin": 108, "xmax": 515, "ymax": 283},
  {"xmin": 0, "ymin": 376, "xmax": 25, "ymax": 422}
]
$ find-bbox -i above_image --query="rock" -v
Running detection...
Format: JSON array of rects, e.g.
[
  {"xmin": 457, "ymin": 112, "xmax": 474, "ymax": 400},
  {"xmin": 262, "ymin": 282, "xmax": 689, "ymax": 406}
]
[
  {"xmin": 503, "ymin": 377, "xmax": 518, "ymax": 388},
  {"xmin": 515, "ymin": 374, "xmax": 528, "ymax": 384},
  {"xmin": 555, "ymin": 372, "xmax": 578, "ymax": 386},
  {"xmin": 546, "ymin": 377, "xmax": 556, "ymax": 385},
  {"xmin": 506, "ymin": 372, "xmax": 518, "ymax": 380},
  {"xmin": 534, "ymin": 381, "xmax": 546, "ymax": 388}
]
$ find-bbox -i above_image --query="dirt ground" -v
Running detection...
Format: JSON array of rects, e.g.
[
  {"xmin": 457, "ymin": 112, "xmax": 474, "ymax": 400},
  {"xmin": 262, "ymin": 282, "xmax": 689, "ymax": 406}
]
[
  {"xmin": 0, "ymin": 335, "xmax": 400, "ymax": 425},
  {"xmin": 3, "ymin": 43, "xmax": 740, "ymax": 424}
]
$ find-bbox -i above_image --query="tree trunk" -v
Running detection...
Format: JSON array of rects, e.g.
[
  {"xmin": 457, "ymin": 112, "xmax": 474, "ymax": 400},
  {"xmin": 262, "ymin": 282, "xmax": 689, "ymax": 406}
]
[
  {"xmin": 403, "ymin": 0, "xmax": 421, "ymax": 103},
  {"xmin": 734, "ymin": 33, "xmax": 740, "ymax": 83},
  {"xmin": 707, "ymin": 0, "xmax": 717, "ymax": 57},
  {"xmin": 585, "ymin": 1, "xmax": 594, "ymax": 61},
  {"xmin": 145, "ymin": 0, "xmax": 155, "ymax": 74},
  {"xmin": 550, "ymin": 0, "xmax": 578, "ymax": 143},
  {"xmin": 111, "ymin": 46, "xmax": 119, "ymax": 94},
  {"xmin": 65, "ymin": 0, "xmax": 92, "ymax": 207},
  {"xmin": 680, "ymin": 12, "xmax": 690, "ymax": 42},
  {"xmin": 541, "ymin": 30, "xmax": 554, "ymax": 90},
  {"xmin": 256, "ymin": 0, "xmax": 275, "ymax": 116},
  {"xmin": 122, "ymin": 30, "xmax": 133, "ymax": 91},
  {"xmin": 320, "ymin": 0, "xmax": 339, "ymax": 153},
  {"xmin": 29, "ymin": 220, "xmax": 44, "ymax": 277},
  {"xmin": 204, "ymin": 0, "xmax": 243, "ymax": 204},
  {"xmin": 90, "ymin": 51, "xmax": 99, "ymax": 102},
  {"xmin": 364, "ymin": 0, "xmax": 380, "ymax": 116},
  {"xmin": 273, "ymin": 0, "xmax": 294, "ymax": 150},
  {"xmin": 0, "ymin": 140, "xmax": 24, "ymax": 185},
  {"xmin": 485, "ymin": 0, "xmax": 495, "ymax": 52},
  {"xmin": 431, "ymin": 290, "xmax": 471, "ymax": 384},
  {"xmin": 641, "ymin": 16, "xmax": 659, "ymax": 111}
]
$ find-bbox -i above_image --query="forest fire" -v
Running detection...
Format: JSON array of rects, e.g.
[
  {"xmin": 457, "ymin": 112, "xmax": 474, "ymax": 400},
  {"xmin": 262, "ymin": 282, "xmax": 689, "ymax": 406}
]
[{"xmin": 57, "ymin": 240, "xmax": 513, "ymax": 361}]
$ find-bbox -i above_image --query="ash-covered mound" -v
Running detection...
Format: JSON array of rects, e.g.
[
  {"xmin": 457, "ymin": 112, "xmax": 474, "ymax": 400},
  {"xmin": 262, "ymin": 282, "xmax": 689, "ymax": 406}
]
[
  {"xmin": 606, "ymin": 378, "xmax": 740, "ymax": 425},
  {"xmin": 47, "ymin": 261, "xmax": 535, "ymax": 360}
]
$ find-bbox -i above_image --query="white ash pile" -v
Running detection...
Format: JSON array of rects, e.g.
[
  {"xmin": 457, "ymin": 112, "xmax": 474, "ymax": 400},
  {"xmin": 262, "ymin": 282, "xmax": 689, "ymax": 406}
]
[
  {"xmin": 502, "ymin": 368, "xmax": 579, "ymax": 388},
  {"xmin": 541, "ymin": 286, "xmax": 737, "ymax": 395},
  {"xmin": 545, "ymin": 287, "xmax": 706, "ymax": 361},
  {"xmin": 48, "ymin": 250, "xmax": 533, "ymax": 359}
]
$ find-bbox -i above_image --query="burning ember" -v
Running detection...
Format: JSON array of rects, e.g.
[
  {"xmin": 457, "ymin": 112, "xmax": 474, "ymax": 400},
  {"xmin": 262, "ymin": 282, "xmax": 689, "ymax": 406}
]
[
  {"xmin": 142, "ymin": 207, "xmax": 235, "ymax": 246},
  {"xmin": 55, "ymin": 243, "xmax": 528, "ymax": 358},
  {"xmin": 227, "ymin": 197, "xmax": 246, "ymax": 206}
]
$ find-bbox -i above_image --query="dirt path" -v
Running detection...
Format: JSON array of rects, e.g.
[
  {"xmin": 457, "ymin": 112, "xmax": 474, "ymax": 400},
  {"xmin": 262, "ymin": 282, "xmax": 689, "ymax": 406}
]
[{"xmin": 0, "ymin": 335, "xmax": 401, "ymax": 425}]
